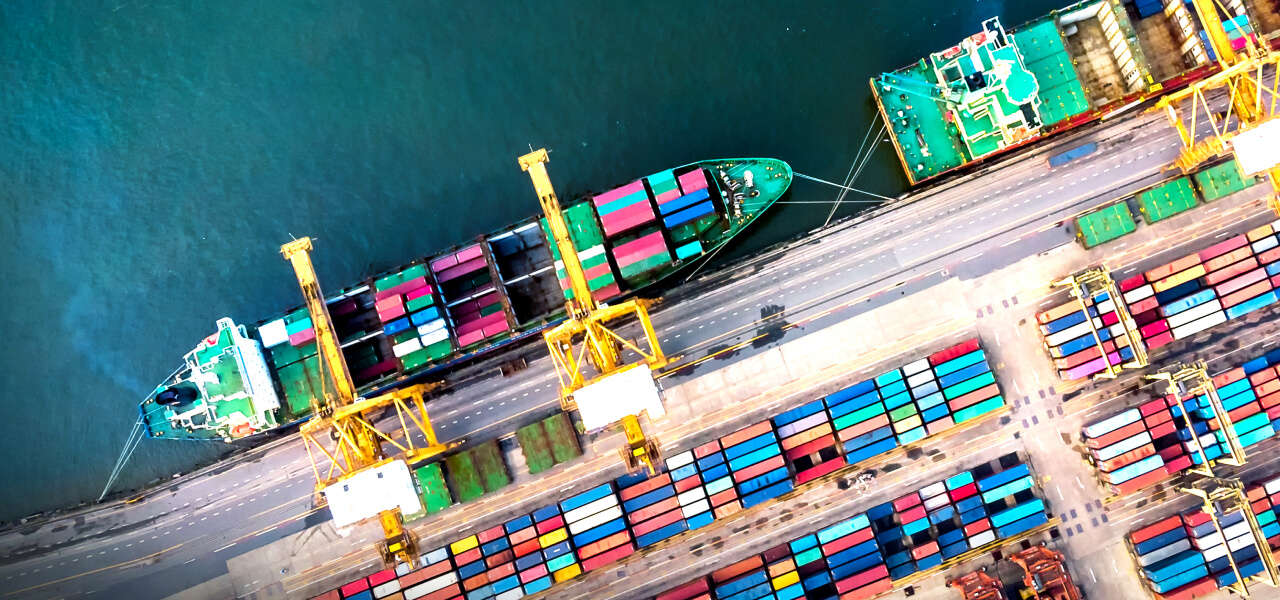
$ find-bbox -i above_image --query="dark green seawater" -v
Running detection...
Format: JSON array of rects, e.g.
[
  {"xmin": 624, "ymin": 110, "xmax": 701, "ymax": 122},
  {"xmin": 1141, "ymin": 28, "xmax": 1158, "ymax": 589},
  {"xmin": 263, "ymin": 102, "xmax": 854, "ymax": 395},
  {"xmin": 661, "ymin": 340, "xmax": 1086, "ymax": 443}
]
[{"xmin": 0, "ymin": 0, "xmax": 1069, "ymax": 522}]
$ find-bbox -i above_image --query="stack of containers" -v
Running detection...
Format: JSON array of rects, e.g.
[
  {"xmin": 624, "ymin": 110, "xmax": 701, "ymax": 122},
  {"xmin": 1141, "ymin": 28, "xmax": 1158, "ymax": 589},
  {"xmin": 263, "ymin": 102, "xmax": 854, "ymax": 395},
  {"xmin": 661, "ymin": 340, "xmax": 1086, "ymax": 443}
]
[
  {"xmin": 720, "ymin": 421, "xmax": 795, "ymax": 509},
  {"xmin": 373, "ymin": 265, "xmax": 453, "ymax": 371},
  {"xmin": 528, "ymin": 504, "xmax": 581, "ymax": 585},
  {"xmin": 615, "ymin": 471, "xmax": 689, "ymax": 549},
  {"xmin": 1041, "ymin": 223, "xmax": 1280, "ymax": 380},
  {"xmin": 433, "ymin": 251, "xmax": 508, "ymax": 349},
  {"xmin": 559, "ymin": 483, "xmax": 635, "ymax": 572},
  {"xmin": 592, "ymin": 180, "xmax": 658, "ymax": 238},
  {"xmin": 689, "ymin": 439, "xmax": 743, "ymax": 520},
  {"xmin": 464, "ymin": 524, "xmax": 525, "ymax": 599},
  {"xmin": 609, "ymin": 231, "xmax": 673, "ymax": 283},
  {"xmin": 656, "ymin": 168, "xmax": 719, "ymax": 242},
  {"xmin": 1083, "ymin": 347, "xmax": 1280, "ymax": 495},
  {"xmin": 661, "ymin": 450, "xmax": 717, "ymax": 531},
  {"xmin": 540, "ymin": 202, "xmax": 620, "ymax": 303},
  {"xmin": 649, "ymin": 454, "xmax": 1052, "ymax": 600},
  {"xmin": 1130, "ymin": 516, "xmax": 1210, "ymax": 597},
  {"xmin": 773, "ymin": 399, "xmax": 847, "ymax": 485}
]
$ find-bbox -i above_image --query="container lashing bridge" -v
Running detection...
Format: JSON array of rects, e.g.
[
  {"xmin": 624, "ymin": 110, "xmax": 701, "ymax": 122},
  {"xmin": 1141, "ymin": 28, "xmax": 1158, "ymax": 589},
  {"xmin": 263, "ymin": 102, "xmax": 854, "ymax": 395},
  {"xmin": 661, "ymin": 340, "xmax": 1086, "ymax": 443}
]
[
  {"xmin": 1052, "ymin": 267, "xmax": 1149, "ymax": 379},
  {"xmin": 519, "ymin": 148, "xmax": 669, "ymax": 476},
  {"xmin": 281, "ymin": 237, "xmax": 456, "ymax": 569},
  {"xmin": 1147, "ymin": 361, "xmax": 1280, "ymax": 594}
]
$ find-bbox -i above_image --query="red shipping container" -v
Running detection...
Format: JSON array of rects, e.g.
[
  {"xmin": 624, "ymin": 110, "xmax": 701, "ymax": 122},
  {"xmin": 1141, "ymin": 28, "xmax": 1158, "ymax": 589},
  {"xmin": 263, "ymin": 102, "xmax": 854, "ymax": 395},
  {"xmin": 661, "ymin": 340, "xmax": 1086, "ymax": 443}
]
[
  {"xmin": 1097, "ymin": 444, "xmax": 1155, "ymax": 472},
  {"xmin": 796, "ymin": 459, "xmax": 847, "ymax": 485},
  {"xmin": 1205, "ymin": 256, "xmax": 1259, "ymax": 286},
  {"xmin": 1130, "ymin": 295, "xmax": 1161, "ymax": 316},
  {"xmin": 602, "ymin": 202, "xmax": 658, "ymax": 238},
  {"xmin": 838, "ymin": 415, "xmax": 892, "ymax": 442},
  {"xmin": 911, "ymin": 541, "xmax": 940, "ymax": 560},
  {"xmin": 694, "ymin": 441, "xmax": 722, "ymax": 459},
  {"xmin": 929, "ymin": 338, "xmax": 981, "ymax": 366},
  {"xmin": 508, "ymin": 527, "xmax": 536, "ymax": 546},
  {"xmin": 732, "ymin": 455, "xmax": 786, "ymax": 484},
  {"xmin": 1252, "ymin": 498, "xmax": 1273, "ymax": 514},
  {"xmin": 486, "ymin": 562, "xmax": 515, "ymax": 581},
  {"xmin": 893, "ymin": 493, "xmax": 922, "ymax": 511},
  {"xmin": 713, "ymin": 501, "xmax": 742, "ymax": 520},
  {"xmin": 478, "ymin": 525, "xmax": 505, "ymax": 543},
  {"xmin": 462, "ymin": 573, "xmax": 489, "ymax": 591},
  {"xmin": 397, "ymin": 561, "xmax": 453, "ymax": 587},
  {"xmin": 1140, "ymin": 397, "xmax": 1170, "ymax": 416},
  {"xmin": 1087, "ymin": 420, "xmax": 1147, "ymax": 449},
  {"xmin": 710, "ymin": 488, "xmax": 738, "ymax": 507},
  {"xmin": 964, "ymin": 519, "xmax": 991, "ymax": 536},
  {"xmin": 453, "ymin": 548, "xmax": 481, "ymax": 566},
  {"xmin": 947, "ymin": 384, "xmax": 1001, "ymax": 411},
  {"xmin": 1120, "ymin": 275, "xmax": 1148, "ymax": 292},
  {"xmin": 485, "ymin": 549, "xmax": 513, "ymax": 568},
  {"xmin": 309, "ymin": 591, "xmax": 340, "ymax": 600},
  {"xmin": 1250, "ymin": 367, "xmax": 1278, "ymax": 386},
  {"xmin": 1213, "ymin": 367, "xmax": 1247, "ymax": 388},
  {"xmin": 1147, "ymin": 331, "xmax": 1175, "ymax": 350},
  {"xmin": 1131, "ymin": 515, "xmax": 1183, "ymax": 544},
  {"xmin": 822, "ymin": 527, "xmax": 875, "ymax": 557},
  {"xmin": 835, "ymin": 564, "xmax": 890, "ymax": 594},
  {"xmin": 1227, "ymin": 401, "xmax": 1261, "ymax": 423},
  {"xmin": 1265, "ymin": 404, "xmax": 1280, "ymax": 420},
  {"xmin": 1100, "ymin": 311, "xmax": 1119, "ymax": 327},
  {"xmin": 1144, "ymin": 408, "xmax": 1173, "ymax": 428},
  {"xmin": 368, "ymin": 570, "xmax": 396, "ymax": 587},
  {"xmin": 611, "ymin": 230, "xmax": 667, "ymax": 266},
  {"xmin": 1146, "ymin": 255, "xmax": 1202, "ymax": 283},
  {"xmin": 1140, "ymin": 319, "xmax": 1171, "ymax": 338},
  {"xmin": 1148, "ymin": 421, "xmax": 1177, "ymax": 440},
  {"xmin": 1222, "ymin": 280, "xmax": 1272, "ymax": 309},
  {"xmin": 1260, "ymin": 246, "xmax": 1280, "ymax": 265},
  {"xmin": 1200, "ymin": 235, "xmax": 1249, "ymax": 262},
  {"xmin": 1261, "ymin": 392, "xmax": 1280, "ymax": 410},
  {"xmin": 1111, "ymin": 467, "xmax": 1170, "ymax": 495},
  {"xmin": 416, "ymin": 584, "xmax": 462, "ymax": 600},
  {"xmin": 513, "ymin": 538, "xmax": 541, "ymax": 558},
  {"xmin": 673, "ymin": 475, "xmax": 702, "ymax": 494},
  {"xmin": 1183, "ymin": 510, "xmax": 1212, "ymax": 528},
  {"xmin": 535, "ymin": 515, "xmax": 564, "ymax": 535},
  {"xmin": 519, "ymin": 564, "xmax": 549, "ymax": 584},
  {"xmin": 1157, "ymin": 445, "xmax": 1187, "ymax": 461},
  {"xmin": 785, "ymin": 434, "xmax": 836, "ymax": 460},
  {"xmin": 1272, "ymin": 274, "xmax": 1280, "ymax": 289},
  {"xmin": 899, "ymin": 506, "xmax": 927, "ymax": 524},
  {"xmin": 839, "ymin": 577, "xmax": 894, "ymax": 600},
  {"xmin": 1057, "ymin": 346, "xmax": 1102, "ymax": 370},
  {"xmin": 593, "ymin": 180, "xmax": 645, "ymax": 206},
  {"xmin": 632, "ymin": 509, "xmax": 683, "ymax": 537},
  {"xmin": 340, "ymin": 579, "xmax": 370, "ymax": 597},
  {"xmin": 630, "ymin": 496, "xmax": 682, "ymax": 525},
  {"xmin": 721, "ymin": 422, "xmax": 774, "ymax": 449},
  {"xmin": 1165, "ymin": 454, "xmax": 1194, "ymax": 474},
  {"xmin": 1204, "ymin": 246, "xmax": 1254, "ymax": 274},
  {"xmin": 712, "ymin": 556, "xmax": 764, "ymax": 583},
  {"xmin": 581, "ymin": 542, "xmax": 634, "ymax": 572},
  {"xmin": 656, "ymin": 580, "xmax": 711, "ymax": 600},
  {"xmin": 949, "ymin": 482, "xmax": 978, "ymax": 502},
  {"xmin": 1247, "ymin": 485, "xmax": 1268, "ymax": 502},
  {"xmin": 619, "ymin": 474, "xmax": 673, "ymax": 502}
]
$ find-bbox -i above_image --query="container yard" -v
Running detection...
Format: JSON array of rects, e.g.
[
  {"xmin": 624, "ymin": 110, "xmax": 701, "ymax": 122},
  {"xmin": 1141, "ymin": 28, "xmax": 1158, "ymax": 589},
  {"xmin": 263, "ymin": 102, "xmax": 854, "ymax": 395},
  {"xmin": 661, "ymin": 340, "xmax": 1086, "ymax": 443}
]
[
  {"xmin": 1038, "ymin": 220, "xmax": 1280, "ymax": 380},
  {"xmin": 871, "ymin": 0, "xmax": 1280, "ymax": 184}
]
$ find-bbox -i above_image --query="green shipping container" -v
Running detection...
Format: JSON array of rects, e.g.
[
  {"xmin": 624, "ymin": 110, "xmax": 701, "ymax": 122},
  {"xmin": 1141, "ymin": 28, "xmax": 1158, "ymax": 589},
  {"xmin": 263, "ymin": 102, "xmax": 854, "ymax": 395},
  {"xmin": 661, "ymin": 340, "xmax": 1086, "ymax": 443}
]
[
  {"xmin": 1138, "ymin": 177, "xmax": 1198, "ymax": 223},
  {"xmin": 543, "ymin": 412, "xmax": 582, "ymax": 464},
  {"xmin": 517, "ymin": 422, "xmax": 555, "ymax": 475},
  {"xmin": 943, "ymin": 372, "xmax": 996, "ymax": 400},
  {"xmin": 1195, "ymin": 159, "xmax": 1254, "ymax": 201},
  {"xmin": 1075, "ymin": 202, "xmax": 1136, "ymax": 248},
  {"xmin": 472, "ymin": 440, "xmax": 511, "ymax": 493},
  {"xmin": 446, "ymin": 451, "xmax": 486, "ymax": 503},
  {"xmin": 414, "ymin": 462, "xmax": 452, "ymax": 514}
]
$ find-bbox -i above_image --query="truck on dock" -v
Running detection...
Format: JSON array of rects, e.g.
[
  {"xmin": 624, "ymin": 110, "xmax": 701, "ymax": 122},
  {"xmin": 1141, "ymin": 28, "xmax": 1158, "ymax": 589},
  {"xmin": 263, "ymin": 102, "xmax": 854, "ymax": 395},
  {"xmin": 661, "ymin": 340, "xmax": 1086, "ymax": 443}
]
[{"xmin": 1047, "ymin": 142, "xmax": 1098, "ymax": 169}]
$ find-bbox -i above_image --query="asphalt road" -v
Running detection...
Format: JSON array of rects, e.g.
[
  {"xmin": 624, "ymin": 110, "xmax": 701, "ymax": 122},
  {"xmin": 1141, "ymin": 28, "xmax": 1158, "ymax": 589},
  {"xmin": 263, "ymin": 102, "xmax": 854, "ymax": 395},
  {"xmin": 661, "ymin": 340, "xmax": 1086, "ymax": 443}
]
[{"xmin": 0, "ymin": 96, "xmax": 1249, "ymax": 599}]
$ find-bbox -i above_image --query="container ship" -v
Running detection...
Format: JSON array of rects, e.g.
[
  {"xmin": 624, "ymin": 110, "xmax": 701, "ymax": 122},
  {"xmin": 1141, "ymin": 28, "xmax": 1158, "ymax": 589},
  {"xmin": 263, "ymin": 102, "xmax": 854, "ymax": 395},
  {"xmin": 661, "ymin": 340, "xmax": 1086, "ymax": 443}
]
[
  {"xmin": 872, "ymin": 0, "xmax": 1280, "ymax": 185},
  {"xmin": 141, "ymin": 158, "xmax": 793, "ymax": 441}
]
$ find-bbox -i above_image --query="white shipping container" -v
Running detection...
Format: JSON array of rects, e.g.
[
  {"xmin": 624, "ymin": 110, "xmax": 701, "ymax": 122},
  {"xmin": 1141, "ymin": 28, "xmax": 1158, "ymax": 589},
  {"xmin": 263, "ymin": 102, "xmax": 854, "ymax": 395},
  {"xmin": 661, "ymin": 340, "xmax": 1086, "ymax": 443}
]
[
  {"xmin": 1227, "ymin": 532, "xmax": 1258, "ymax": 552},
  {"xmin": 1201, "ymin": 543, "xmax": 1229, "ymax": 562},
  {"xmin": 374, "ymin": 579, "xmax": 402, "ymax": 598},
  {"xmin": 1139, "ymin": 539, "xmax": 1191, "ymax": 566},
  {"xmin": 393, "ymin": 338, "xmax": 423, "ymax": 357},
  {"xmin": 1265, "ymin": 477, "xmax": 1280, "ymax": 496},
  {"xmin": 1045, "ymin": 322, "xmax": 1095, "ymax": 348},
  {"xmin": 1095, "ymin": 432, "xmax": 1153, "ymax": 461},
  {"xmin": 1192, "ymin": 531, "xmax": 1223, "ymax": 550},
  {"xmin": 677, "ymin": 487, "xmax": 707, "ymax": 506},
  {"xmin": 920, "ymin": 481, "xmax": 947, "ymax": 499},
  {"xmin": 665, "ymin": 451, "xmax": 694, "ymax": 470},
  {"xmin": 1253, "ymin": 236, "xmax": 1278, "ymax": 254},
  {"xmin": 417, "ymin": 318, "xmax": 447, "ymax": 335},
  {"xmin": 778, "ymin": 413, "xmax": 828, "ymax": 439},
  {"xmin": 924, "ymin": 494, "xmax": 951, "ymax": 511},
  {"xmin": 1172, "ymin": 311, "xmax": 1228, "ymax": 340},
  {"xmin": 1165, "ymin": 300, "xmax": 1224, "ymax": 329},
  {"xmin": 1085, "ymin": 409, "xmax": 1142, "ymax": 439},
  {"xmin": 904, "ymin": 358, "xmax": 931, "ymax": 376},
  {"xmin": 1124, "ymin": 285, "xmax": 1156, "ymax": 304},
  {"xmin": 424, "ymin": 547, "xmax": 449, "ymax": 564},
  {"xmin": 1097, "ymin": 299, "xmax": 1116, "ymax": 314},
  {"xmin": 969, "ymin": 530, "xmax": 997, "ymax": 548},
  {"xmin": 907, "ymin": 370, "xmax": 936, "ymax": 388},
  {"xmin": 495, "ymin": 589, "xmax": 524, "ymax": 600},
  {"xmin": 681, "ymin": 498, "xmax": 711, "ymax": 518},
  {"xmin": 419, "ymin": 326, "xmax": 450, "ymax": 347},
  {"xmin": 567, "ymin": 505, "xmax": 624, "ymax": 535},
  {"xmin": 563, "ymin": 496, "xmax": 619, "ymax": 525},
  {"xmin": 404, "ymin": 572, "xmax": 460, "ymax": 600},
  {"xmin": 1222, "ymin": 521, "xmax": 1251, "ymax": 542}
]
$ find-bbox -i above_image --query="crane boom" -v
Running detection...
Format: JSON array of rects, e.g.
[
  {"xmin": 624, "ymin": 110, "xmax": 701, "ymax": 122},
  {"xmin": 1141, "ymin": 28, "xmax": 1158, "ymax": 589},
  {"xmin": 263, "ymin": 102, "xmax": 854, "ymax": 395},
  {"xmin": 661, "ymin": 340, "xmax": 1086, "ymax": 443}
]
[
  {"xmin": 281, "ymin": 237, "xmax": 358, "ymax": 410},
  {"xmin": 519, "ymin": 149, "xmax": 598, "ymax": 316}
]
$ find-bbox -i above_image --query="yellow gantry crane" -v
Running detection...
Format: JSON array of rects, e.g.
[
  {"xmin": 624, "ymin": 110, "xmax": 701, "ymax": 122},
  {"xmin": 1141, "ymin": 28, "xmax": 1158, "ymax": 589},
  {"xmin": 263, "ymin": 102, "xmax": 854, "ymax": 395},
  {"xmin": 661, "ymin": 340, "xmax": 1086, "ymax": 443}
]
[
  {"xmin": 1053, "ymin": 267, "xmax": 1149, "ymax": 379},
  {"xmin": 519, "ymin": 149, "xmax": 669, "ymax": 476},
  {"xmin": 281, "ymin": 237, "xmax": 454, "ymax": 568},
  {"xmin": 1155, "ymin": 0, "xmax": 1280, "ymax": 214},
  {"xmin": 1147, "ymin": 362, "xmax": 1280, "ymax": 594}
]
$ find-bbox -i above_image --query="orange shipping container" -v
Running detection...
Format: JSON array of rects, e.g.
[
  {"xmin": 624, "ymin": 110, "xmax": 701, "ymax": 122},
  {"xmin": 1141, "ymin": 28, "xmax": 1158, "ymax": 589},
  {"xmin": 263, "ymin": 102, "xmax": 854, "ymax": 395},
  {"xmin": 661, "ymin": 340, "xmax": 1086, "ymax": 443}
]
[
  {"xmin": 1152, "ymin": 264, "xmax": 1208, "ymax": 293},
  {"xmin": 1147, "ymin": 255, "xmax": 1203, "ymax": 283}
]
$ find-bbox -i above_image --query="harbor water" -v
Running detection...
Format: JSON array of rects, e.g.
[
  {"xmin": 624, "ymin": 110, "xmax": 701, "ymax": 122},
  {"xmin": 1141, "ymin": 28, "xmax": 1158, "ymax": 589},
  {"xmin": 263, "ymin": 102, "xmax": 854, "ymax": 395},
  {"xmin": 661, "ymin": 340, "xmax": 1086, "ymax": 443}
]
[{"xmin": 0, "ymin": 0, "xmax": 1068, "ymax": 522}]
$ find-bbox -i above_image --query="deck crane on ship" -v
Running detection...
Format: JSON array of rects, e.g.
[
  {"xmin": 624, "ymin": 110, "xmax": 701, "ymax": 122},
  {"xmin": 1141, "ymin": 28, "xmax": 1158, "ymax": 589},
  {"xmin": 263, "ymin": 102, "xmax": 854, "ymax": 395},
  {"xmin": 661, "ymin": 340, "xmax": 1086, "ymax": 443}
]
[
  {"xmin": 519, "ymin": 148, "xmax": 669, "ymax": 476},
  {"xmin": 281, "ymin": 237, "xmax": 457, "ymax": 568},
  {"xmin": 1155, "ymin": 0, "xmax": 1280, "ymax": 215}
]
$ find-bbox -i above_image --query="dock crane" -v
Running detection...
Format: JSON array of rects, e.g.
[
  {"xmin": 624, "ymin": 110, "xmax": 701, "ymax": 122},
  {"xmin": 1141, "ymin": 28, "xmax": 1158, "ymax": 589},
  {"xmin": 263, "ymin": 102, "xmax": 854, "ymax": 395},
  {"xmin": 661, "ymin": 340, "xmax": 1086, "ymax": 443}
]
[
  {"xmin": 1154, "ymin": 0, "xmax": 1280, "ymax": 214},
  {"xmin": 281, "ymin": 237, "xmax": 455, "ymax": 568},
  {"xmin": 519, "ymin": 149, "xmax": 669, "ymax": 476},
  {"xmin": 1148, "ymin": 362, "xmax": 1280, "ymax": 594}
]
